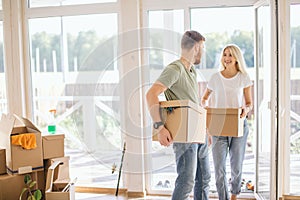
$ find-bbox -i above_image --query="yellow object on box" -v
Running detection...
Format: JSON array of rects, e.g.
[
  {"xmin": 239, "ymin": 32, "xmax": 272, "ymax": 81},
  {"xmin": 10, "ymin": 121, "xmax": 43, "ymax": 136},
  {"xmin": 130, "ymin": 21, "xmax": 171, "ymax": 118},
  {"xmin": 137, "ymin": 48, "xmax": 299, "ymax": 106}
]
[
  {"xmin": 11, "ymin": 133, "xmax": 37, "ymax": 149},
  {"xmin": 153, "ymin": 100, "xmax": 207, "ymax": 143},
  {"xmin": 206, "ymin": 108, "xmax": 244, "ymax": 137}
]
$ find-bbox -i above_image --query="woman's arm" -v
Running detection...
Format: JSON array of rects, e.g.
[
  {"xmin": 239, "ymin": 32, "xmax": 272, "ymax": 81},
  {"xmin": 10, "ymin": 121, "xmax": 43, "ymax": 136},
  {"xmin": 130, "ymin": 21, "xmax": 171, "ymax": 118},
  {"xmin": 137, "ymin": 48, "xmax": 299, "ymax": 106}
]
[{"xmin": 241, "ymin": 86, "xmax": 253, "ymax": 118}]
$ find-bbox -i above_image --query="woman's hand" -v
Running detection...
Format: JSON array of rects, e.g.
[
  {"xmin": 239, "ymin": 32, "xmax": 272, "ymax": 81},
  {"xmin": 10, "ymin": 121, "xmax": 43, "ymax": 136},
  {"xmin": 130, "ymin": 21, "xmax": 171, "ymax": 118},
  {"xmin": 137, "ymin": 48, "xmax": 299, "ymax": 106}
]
[{"xmin": 240, "ymin": 106, "xmax": 250, "ymax": 118}]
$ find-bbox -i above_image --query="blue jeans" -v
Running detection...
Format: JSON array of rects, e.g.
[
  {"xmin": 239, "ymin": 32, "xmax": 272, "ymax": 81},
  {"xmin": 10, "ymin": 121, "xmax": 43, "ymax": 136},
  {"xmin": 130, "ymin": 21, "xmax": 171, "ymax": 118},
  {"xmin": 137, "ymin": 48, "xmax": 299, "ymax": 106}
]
[
  {"xmin": 212, "ymin": 119, "xmax": 249, "ymax": 200},
  {"xmin": 172, "ymin": 138, "xmax": 211, "ymax": 200}
]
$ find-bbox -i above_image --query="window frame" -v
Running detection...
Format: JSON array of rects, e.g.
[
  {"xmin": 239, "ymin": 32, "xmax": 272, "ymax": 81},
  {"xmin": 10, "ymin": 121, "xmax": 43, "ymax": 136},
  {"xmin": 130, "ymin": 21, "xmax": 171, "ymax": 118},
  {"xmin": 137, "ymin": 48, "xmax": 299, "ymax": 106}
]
[{"xmin": 141, "ymin": 0, "xmax": 261, "ymax": 196}]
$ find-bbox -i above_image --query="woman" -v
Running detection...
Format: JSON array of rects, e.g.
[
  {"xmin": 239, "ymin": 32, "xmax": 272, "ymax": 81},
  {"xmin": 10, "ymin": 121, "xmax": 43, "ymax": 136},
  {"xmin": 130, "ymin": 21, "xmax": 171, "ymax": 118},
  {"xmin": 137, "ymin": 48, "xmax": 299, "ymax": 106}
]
[{"xmin": 201, "ymin": 44, "xmax": 253, "ymax": 200}]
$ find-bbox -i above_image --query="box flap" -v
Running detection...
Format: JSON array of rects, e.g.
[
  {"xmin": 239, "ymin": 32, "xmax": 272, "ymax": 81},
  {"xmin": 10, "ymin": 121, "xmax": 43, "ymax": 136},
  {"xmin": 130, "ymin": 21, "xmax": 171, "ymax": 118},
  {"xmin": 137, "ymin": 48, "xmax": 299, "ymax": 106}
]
[
  {"xmin": 43, "ymin": 134, "xmax": 65, "ymax": 141},
  {"xmin": 46, "ymin": 160, "xmax": 63, "ymax": 192},
  {"xmin": 206, "ymin": 108, "xmax": 241, "ymax": 115},
  {"xmin": 160, "ymin": 100, "xmax": 205, "ymax": 113},
  {"xmin": 16, "ymin": 116, "xmax": 41, "ymax": 133},
  {"xmin": 0, "ymin": 114, "xmax": 15, "ymax": 153},
  {"xmin": 0, "ymin": 114, "xmax": 16, "ymax": 137},
  {"xmin": 0, "ymin": 114, "xmax": 40, "ymax": 136}
]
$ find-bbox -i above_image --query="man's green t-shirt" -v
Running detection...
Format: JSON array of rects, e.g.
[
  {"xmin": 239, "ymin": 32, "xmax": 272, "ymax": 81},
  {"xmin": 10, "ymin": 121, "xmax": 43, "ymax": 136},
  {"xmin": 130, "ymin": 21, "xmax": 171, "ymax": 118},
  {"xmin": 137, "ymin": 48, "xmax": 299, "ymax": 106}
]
[{"xmin": 157, "ymin": 60, "xmax": 199, "ymax": 104}]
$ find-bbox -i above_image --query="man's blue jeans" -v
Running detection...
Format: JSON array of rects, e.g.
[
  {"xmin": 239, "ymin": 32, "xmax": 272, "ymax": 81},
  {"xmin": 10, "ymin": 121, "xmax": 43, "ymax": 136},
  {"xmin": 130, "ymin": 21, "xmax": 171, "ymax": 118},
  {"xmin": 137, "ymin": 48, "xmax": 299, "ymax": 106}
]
[
  {"xmin": 212, "ymin": 119, "xmax": 249, "ymax": 200},
  {"xmin": 172, "ymin": 139, "xmax": 211, "ymax": 200}
]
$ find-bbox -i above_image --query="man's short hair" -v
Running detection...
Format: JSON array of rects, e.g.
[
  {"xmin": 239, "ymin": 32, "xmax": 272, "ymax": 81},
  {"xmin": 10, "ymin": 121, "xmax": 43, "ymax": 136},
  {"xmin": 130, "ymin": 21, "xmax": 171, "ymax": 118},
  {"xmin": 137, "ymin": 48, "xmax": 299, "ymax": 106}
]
[{"xmin": 181, "ymin": 30, "xmax": 205, "ymax": 50}]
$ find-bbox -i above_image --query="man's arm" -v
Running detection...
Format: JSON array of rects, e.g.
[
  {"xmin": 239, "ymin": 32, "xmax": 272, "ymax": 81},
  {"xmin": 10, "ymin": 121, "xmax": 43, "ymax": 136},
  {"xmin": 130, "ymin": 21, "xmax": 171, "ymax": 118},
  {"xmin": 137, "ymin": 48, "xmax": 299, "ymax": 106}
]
[
  {"xmin": 201, "ymin": 88, "xmax": 212, "ymax": 107},
  {"xmin": 146, "ymin": 81, "xmax": 173, "ymax": 146}
]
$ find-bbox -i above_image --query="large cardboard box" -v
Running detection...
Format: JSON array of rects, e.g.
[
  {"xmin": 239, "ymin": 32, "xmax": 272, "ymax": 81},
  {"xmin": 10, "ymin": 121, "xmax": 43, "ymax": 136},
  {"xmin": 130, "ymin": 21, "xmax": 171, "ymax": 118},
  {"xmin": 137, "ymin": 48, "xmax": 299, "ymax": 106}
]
[
  {"xmin": 0, "ymin": 172, "xmax": 40, "ymax": 200},
  {"xmin": 206, "ymin": 108, "xmax": 244, "ymax": 137},
  {"xmin": 0, "ymin": 114, "xmax": 43, "ymax": 174},
  {"xmin": 0, "ymin": 149, "xmax": 5, "ymax": 175},
  {"xmin": 153, "ymin": 100, "xmax": 207, "ymax": 143},
  {"xmin": 45, "ymin": 160, "xmax": 75, "ymax": 200},
  {"xmin": 42, "ymin": 134, "xmax": 65, "ymax": 159}
]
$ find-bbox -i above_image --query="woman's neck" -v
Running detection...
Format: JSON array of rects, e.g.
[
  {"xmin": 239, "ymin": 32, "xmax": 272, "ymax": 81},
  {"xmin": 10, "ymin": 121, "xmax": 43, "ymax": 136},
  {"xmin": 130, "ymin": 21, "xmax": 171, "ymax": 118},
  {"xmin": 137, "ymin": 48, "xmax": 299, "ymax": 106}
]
[{"xmin": 222, "ymin": 67, "xmax": 238, "ymax": 78}]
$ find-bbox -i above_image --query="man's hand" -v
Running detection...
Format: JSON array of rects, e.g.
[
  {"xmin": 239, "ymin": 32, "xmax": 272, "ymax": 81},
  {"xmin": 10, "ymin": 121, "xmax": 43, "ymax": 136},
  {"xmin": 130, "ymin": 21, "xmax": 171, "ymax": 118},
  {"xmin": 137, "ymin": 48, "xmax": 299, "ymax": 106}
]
[{"xmin": 157, "ymin": 126, "xmax": 173, "ymax": 146}]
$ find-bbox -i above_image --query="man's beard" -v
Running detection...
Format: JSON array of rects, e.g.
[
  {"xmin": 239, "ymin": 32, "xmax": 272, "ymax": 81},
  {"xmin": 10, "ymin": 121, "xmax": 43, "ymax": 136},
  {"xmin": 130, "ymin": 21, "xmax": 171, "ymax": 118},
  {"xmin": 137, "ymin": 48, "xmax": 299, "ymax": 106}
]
[
  {"xmin": 194, "ymin": 52, "xmax": 201, "ymax": 65},
  {"xmin": 194, "ymin": 57, "xmax": 201, "ymax": 65}
]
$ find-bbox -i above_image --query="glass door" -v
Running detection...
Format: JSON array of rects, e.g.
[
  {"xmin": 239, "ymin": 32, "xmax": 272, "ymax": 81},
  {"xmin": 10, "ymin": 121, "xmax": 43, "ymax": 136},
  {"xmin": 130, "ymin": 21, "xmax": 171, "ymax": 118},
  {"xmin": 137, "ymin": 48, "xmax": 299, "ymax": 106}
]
[
  {"xmin": 289, "ymin": 2, "xmax": 300, "ymax": 195},
  {"xmin": 255, "ymin": 1, "xmax": 277, "ymax": 199}
]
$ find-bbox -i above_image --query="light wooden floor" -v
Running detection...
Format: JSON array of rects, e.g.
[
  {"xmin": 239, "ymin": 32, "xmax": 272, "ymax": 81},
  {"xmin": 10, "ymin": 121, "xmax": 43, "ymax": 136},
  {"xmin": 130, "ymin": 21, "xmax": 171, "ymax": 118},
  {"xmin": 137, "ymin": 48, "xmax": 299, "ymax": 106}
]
[
  {"xmin": 76, "ymin": 193, "xmax": 170, "ymax": 199},
  {"xmin": 75, "ymin": 187, "xmax": 256, "ymax": 200},
  {"xmin": 75, "ymin": 193, "xmax": 256, "ymax": 200}
]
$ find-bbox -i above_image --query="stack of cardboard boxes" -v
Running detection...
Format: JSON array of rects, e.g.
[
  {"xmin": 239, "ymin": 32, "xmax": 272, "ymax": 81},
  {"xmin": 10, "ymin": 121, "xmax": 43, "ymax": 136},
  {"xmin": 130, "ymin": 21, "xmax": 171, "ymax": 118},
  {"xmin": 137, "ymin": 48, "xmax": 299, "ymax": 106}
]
[{"xmin": 0, "ymin": 114, "xmax": 74, "ymax": 200}]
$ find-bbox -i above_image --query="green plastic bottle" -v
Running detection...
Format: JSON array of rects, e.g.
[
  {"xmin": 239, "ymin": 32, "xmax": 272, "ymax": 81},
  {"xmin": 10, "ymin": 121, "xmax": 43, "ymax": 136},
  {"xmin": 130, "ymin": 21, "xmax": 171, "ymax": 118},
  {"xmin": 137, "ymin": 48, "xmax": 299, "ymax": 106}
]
[{"xmin": 48, "ymin": 109, "xmax": 56, "ymax": 134}]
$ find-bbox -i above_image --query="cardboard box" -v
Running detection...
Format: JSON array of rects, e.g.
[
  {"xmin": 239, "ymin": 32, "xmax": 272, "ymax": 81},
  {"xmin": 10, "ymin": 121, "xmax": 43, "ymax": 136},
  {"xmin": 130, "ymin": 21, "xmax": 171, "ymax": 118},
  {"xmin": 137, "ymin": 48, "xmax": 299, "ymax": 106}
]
[
  {"xmin": 0, "ymin": 172, "xmax": 40, "ymax": 200},
  {"xmin": 42, "ymin": 134, "xmax": 65, "ymax": 159},
  {"xmin": 45, "ymin": 160, "xmax": 75, "ymax": 200},
  {"xmin": 0, "ymin": 173, "xmax": 25, "ymax": 200},
  {"xmin": 0, "ymin": 149, "xmax": 5, "ymax": 175},
  {"xmin": 45, "ymin": 156, "xmax": 70, "ymax": 181},
  {"xmin": 206, "ymin": 108, "xmax": 244, "ymax": 137},
  {"xmin": 153, "ymin": 100, "xmax": 207, "ymax": 143},
  {"xmin": 34, "ymin": 170, "xmax": 46, "ymax": 198},
  {"xmin": 0, "ymin": 114, "xmax": 43, "ymax": 174}
]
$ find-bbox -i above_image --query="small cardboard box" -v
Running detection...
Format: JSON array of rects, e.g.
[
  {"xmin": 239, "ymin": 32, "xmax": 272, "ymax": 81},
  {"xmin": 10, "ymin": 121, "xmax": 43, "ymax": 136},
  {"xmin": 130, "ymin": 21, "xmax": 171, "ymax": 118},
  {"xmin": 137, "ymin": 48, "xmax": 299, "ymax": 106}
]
[
  {"xmin": 45, "ymin": 160, "xmax": 75, "ymax": 200},
  {"xmin": 0, "ymin": 149, "xmax": 5, "ymax": 175},
  {"xmin": 0, "ymin": 114, "xmax": 43, "ymax": 174},
  {"xmin": 42, "ymin": 134, "xmax": 65, "ymax": 159},
  {"xmin": 206, "ymin": 108, "xmax": 244, "ymax": 137},
  {"xmin": 45, "ymin": 156, "xmax": 70, "ymax": 181},
  {"xmin": 153, "ymin": 100, "xmax": 207, "ymax": 143}
]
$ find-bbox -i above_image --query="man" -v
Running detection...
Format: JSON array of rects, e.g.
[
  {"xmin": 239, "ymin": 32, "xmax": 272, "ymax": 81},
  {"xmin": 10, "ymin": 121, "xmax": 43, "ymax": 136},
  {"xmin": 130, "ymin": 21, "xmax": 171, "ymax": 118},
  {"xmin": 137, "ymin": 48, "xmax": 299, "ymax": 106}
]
[{"xmin": 146, "ymin": 30, "xmax": 211, "ymax": 200}]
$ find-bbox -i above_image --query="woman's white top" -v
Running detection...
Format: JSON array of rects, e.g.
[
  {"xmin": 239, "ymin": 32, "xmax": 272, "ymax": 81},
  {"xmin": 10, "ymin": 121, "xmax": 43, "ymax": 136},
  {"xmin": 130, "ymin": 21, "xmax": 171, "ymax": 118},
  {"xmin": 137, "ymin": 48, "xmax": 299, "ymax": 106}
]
[{"xmin": 207, "ymin": 71, "xmax": 253, "ymax": 108}]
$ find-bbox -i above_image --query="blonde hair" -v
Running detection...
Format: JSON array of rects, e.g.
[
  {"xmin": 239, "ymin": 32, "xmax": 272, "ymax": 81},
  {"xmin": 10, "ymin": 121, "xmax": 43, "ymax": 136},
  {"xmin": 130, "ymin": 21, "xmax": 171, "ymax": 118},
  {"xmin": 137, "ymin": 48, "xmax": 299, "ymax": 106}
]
[{"xmin": 219, "ymin": 44, "xmax": 248, "ymax": 74}]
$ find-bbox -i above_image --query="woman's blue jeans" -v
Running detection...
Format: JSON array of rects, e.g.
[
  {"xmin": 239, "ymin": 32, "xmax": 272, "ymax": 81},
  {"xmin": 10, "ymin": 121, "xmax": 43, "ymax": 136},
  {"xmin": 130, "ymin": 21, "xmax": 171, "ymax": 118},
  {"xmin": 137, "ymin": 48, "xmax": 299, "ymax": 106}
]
[
  {"xmin": 172, "ymin": 138, "xmax": 211, "ymax": 200},
  {"xmin": 212, "ymin": 119, "xmax": 249, "ymax": 200}
]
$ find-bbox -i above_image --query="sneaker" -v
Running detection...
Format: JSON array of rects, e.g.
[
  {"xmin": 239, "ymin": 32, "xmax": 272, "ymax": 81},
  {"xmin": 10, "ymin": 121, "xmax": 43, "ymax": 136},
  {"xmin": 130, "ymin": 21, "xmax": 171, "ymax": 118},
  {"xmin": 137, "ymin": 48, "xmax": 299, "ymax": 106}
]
[
  {"xmin": 246, "ymin": 180, "xmax": 254, "ymax": 191},
  {"xmin": 163, "ymin": 180, "xmax": 171, "ymax": 188},
  {"xmin": 156, "ymin": 181, "xmax": 163, "ymax": 187}
]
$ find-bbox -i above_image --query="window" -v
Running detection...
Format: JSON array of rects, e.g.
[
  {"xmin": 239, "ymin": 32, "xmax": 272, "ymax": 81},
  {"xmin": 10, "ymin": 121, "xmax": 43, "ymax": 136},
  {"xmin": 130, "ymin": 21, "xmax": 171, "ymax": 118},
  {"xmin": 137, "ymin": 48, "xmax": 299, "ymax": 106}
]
[
  {"xmin": 148, "ymin": 10, "xmax": 184, "ymax": 70},
  {"xmin": 191, "ymin": 7, "xmax": 254, "ymax": 69},
  {"xmin": 29, "ymin": 13, "xmax": 121, "ymax": 188},
  {"xmin": 0, "ymin": 21, "xmax": 7, "ymax": 115},
  {"xmin": 290, "ymin": 3, "xmax": 300, "ymax": 194},
  {"xmin": 147, "ymin": 9, "xmax": 184, "ymax": 192},
  {"xmin": 146, "ymin": 6, "xmax": 255, "ymax": 194},
  {"xmin": 191, "ymin": 6, "xmax": 255, "ymax": 194},
  {"xmin": 255, "ymin": 4, "xmax": 272, "ymax": 198}
]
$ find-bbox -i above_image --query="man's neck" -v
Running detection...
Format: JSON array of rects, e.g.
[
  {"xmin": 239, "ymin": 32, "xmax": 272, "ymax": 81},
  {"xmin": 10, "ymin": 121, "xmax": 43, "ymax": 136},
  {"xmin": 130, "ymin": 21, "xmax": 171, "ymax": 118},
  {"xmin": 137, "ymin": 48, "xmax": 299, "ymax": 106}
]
[{"xmin": 180, "ymin": 56, "xmax": 193, "ymax": 71}]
